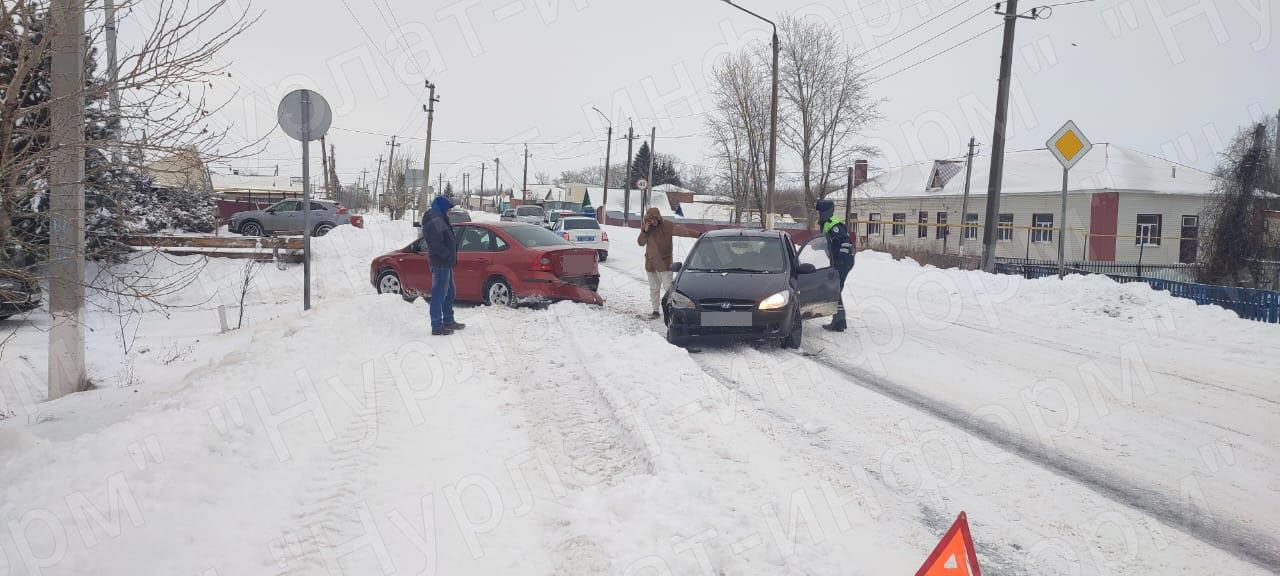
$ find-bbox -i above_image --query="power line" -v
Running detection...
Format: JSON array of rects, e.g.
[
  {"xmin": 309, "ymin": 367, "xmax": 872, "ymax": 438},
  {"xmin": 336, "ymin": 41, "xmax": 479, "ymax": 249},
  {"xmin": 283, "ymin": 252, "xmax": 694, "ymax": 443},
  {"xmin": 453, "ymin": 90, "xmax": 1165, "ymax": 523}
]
[
  {"xmin": 852, "ymin": 0, "xmax": 976, "ymax": 59},
  {"xmin": 868, "ymin": 20, "xmax": 1004, "ymax": 86},
  {"xmin": 368, "ymin": 0, "xmax": 429, "ymax": 75},
  {"xmin": 863, "ymin": 5, "xmax": 990, "ymax": 74}
]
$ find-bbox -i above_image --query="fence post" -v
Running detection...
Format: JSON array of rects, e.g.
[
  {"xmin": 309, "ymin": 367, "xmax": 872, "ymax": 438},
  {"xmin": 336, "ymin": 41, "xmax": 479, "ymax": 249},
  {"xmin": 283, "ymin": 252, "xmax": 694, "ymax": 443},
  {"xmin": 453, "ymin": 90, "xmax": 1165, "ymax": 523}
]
[
  {"xmin": 1081, "ymin": 232, "xmax": 1089, "ymax": 261},
  {"xmin": 1137, "ymin": 242, "xmax": 1146, "ymax": 278}
]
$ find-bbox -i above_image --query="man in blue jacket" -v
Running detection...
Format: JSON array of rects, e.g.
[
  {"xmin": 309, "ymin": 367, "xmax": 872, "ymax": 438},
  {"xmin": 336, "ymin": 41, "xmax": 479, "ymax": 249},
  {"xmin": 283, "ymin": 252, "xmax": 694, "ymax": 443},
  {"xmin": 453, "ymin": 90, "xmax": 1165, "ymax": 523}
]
[
  {"xmin": 421, "ymin": 196, "xmax": 465, "ymax": 335},
  {"xmin": 816, "ymin": 199, "xmax": 855, "ymax": 332}
]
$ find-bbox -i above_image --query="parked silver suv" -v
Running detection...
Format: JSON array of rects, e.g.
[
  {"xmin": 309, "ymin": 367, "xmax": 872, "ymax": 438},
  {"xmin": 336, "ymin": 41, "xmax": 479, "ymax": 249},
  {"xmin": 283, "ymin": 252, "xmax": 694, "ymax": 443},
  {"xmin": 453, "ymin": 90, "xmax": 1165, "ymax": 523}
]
[
  {"xmin": 515, "ymin": 205, "xmax": 545, "ymax": 226},
  {"xmin": 229, "ymin": 199, "xmax": 363, "ymax": 237}
]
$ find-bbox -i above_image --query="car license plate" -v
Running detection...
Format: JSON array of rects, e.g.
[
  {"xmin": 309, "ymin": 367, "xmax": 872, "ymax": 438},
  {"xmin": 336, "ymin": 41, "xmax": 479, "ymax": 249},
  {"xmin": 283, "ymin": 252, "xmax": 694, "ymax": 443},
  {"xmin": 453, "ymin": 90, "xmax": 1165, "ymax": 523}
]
[
  {"xmin": 561, "ymin": 254, "xmax": 594, "ymax": 275},
  {"xmin": 575, "ymin": 235, "xmax": 593, "ymax": 242},
  {"xmin": 701, "ymin": 311, "xmax": 752, "ymax": 327}
]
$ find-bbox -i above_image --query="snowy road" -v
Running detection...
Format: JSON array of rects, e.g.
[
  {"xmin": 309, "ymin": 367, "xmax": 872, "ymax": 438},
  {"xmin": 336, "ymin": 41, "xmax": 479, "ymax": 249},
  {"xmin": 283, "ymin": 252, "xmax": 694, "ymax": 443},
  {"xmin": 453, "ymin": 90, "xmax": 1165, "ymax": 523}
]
[{"xmin": 1, "ymin": 215, "xmax": 1276, "ymax": 575}]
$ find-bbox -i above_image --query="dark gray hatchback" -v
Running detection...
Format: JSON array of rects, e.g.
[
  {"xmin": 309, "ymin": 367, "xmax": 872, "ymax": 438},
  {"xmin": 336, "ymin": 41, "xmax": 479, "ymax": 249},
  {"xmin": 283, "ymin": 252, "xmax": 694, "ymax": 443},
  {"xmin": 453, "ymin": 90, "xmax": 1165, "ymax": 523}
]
[{"xmin": 662, "ymin": 229, "xmax": 841, "ymax": 348}]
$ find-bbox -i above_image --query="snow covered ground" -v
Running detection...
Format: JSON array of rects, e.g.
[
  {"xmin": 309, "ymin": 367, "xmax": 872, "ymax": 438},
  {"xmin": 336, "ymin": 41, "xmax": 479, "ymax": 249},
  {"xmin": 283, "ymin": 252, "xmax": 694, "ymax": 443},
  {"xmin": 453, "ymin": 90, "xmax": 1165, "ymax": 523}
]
[{"xmin": 0, "ymin": 213, "xmax": 1276, "ymax": 575}]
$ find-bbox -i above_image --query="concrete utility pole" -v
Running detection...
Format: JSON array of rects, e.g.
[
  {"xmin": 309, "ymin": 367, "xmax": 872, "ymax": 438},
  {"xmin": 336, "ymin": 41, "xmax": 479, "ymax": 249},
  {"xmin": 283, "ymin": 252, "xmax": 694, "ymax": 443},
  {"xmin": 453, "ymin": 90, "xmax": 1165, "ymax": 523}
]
[
  {"xmin": 844, "ymin": 166, "xmax": 854, "ymax": 225},
  {"xmin": 645, "ymin": 127, "xmax": 657, "ymax": 214},
  {"xmin": 371, "ymin": 154, "xmax": 384, "ymax": 205},
  {"xmin": 319, "ymin": 135, "xmax": 330, "ymax": 197},
  {"xmin": 48, "ymin": 0, "xmax": 86, "ymax": 400},
  {"xmin": 420, "ymin": 80, "xmax": 438, "ymax": 215},
  {"xmin": 384, "ymin": 136, "xmax": 399, "ymax": 214},
  {"xmin": 623, "ymin": 121, "xmax": 636, "ymax": 225},
  {"xmin": 104, "ymin": 0, "xmax": 120, "ymax": 163},
  {"xmin": 980, "ymin": 0, "xmax": 1036, "ymax": 272},
  {"xmin": 494, "ymin": 157, "xmax": 501, "ymax": 206},
  {"xmin": 522, "ymin": 144, "xmax": 529, "ymax": 203},
  {"xmin": 591, "ymin": 107, "xmax": 613, "ymax": 224},
  {"xmin": 959, "ymin": 137, "xmax": 977, "ymax": 256},
  {"xmin": 479, "ymin": 162, "xmax": 487, "ymax": 210}
]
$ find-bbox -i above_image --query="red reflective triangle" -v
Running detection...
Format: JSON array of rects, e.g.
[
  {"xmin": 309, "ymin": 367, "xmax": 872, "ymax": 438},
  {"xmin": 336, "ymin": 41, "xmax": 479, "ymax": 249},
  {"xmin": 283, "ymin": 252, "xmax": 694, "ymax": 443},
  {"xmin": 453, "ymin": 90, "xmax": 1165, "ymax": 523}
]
[{"xmin": 915, "ymin": 512, "xmax": 981, "ymax": 576}]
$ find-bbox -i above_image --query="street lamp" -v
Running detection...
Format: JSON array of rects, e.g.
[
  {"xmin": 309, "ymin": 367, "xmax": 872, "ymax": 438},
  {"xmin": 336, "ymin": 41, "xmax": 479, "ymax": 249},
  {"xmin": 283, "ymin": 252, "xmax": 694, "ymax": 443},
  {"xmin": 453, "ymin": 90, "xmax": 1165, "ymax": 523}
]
[
  {"xmin": 591, "ymin": 106, "xmax": 613, "ymax": 223},
  {"xmin": 719, "ymin": 0, "xmax": 778, "ymax": 229}
]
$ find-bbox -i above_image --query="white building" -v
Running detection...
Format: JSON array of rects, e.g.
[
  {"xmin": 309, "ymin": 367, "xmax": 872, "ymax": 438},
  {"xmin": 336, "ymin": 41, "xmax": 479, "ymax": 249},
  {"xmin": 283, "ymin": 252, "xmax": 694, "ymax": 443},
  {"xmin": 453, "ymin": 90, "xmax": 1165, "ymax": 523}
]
[{"xmin": 842, "ymin": 144, "xmax": 1216, "ymax": 265}]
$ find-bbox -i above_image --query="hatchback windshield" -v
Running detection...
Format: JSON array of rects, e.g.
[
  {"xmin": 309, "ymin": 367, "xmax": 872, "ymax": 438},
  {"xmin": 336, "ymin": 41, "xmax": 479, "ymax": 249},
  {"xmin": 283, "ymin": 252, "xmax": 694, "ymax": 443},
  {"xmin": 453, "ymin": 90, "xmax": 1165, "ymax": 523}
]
[
  {"xmin": 506, "ymin": 224, "xmax": 570, "ymax": 247},
  {"xmin": 516, "ymin": 206, "xmax": 545, "ymax": 217},
  {"xmin": 562, "ymin": 218, "xmax": 599, "ymax": 230},
  {"xmin": 685, "ymin": 236, "xmax": 787, "ymax": 273}
]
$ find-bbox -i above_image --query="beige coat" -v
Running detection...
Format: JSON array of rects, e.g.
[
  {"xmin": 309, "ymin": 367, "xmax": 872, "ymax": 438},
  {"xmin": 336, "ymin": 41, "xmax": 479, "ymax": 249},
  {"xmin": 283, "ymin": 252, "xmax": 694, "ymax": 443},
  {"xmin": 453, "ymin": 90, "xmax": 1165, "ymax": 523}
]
[{"xmin": 636, "ymin": 207, "xmax": 675, "ymax": 273}]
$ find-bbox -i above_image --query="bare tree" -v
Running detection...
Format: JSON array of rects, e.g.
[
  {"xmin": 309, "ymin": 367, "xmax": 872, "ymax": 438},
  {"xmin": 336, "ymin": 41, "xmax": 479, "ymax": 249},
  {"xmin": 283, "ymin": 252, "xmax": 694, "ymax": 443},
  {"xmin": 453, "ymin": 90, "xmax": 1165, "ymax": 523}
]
[
  {"xmin": 1200, "ymin": 119, "xmax": 1278, "ymax": 287},
  {"xmin": 236, "ymin": 258, "xmax": 259, "ymax": 329},
  {"xmin": 706, "ymin": 48, "xmax": 772, "ymax": 224},
  {"xmin": 777, "ymin": 14, "xmax": 880, "ymax": 227}
]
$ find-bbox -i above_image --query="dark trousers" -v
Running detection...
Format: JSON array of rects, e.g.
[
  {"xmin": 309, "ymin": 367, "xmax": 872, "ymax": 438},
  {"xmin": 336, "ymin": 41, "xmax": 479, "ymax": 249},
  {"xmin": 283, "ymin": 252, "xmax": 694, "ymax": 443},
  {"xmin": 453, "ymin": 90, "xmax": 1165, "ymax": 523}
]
[
  {"xmin": 832, "ymin": 263, "xmax": 852, "ymax": 327},
  {"xmin": 430, "ymin": 266, "xmax": 456, "ymax": 330}
]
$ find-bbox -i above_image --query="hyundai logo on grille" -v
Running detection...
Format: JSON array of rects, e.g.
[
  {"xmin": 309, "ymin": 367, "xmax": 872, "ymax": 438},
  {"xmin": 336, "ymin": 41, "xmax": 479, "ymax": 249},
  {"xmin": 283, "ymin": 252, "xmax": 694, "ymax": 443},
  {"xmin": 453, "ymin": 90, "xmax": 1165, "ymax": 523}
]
[{"xmin": 721, "ymin": 302, "xmax": 733, "ymax": 310}]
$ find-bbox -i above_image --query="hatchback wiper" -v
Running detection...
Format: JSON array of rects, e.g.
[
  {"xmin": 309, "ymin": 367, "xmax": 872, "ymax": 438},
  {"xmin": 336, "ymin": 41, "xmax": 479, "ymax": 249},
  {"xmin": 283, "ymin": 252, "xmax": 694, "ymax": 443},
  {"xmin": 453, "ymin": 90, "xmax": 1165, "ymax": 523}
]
[{"xmin": 711, "ymin": 267, "xmax": 772, "ymax": 274}]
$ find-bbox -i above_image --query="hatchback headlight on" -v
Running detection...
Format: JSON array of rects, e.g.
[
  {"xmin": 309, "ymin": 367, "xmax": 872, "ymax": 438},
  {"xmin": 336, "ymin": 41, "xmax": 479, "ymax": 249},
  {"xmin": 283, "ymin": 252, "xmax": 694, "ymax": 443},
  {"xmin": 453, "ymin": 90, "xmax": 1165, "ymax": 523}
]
[
  {"xmin": 758, "ymin": 290, "xmax": 790, "ymax": 310},
  {"xmin": 669, "ymin": 291, "xmax": 696, "ymax": 309}
]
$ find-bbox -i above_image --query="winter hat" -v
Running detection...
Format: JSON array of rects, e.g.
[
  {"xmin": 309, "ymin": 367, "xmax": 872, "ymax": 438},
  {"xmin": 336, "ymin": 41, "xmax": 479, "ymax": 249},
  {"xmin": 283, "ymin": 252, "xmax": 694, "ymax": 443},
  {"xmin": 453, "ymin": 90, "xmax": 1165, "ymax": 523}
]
[
  {"xmin": 815, "ymin": 199, "xmax": 835, "ymax": 221},
  {"xmin": 432, "ymin": 195, "xmax": 454, "ymax": 215}
]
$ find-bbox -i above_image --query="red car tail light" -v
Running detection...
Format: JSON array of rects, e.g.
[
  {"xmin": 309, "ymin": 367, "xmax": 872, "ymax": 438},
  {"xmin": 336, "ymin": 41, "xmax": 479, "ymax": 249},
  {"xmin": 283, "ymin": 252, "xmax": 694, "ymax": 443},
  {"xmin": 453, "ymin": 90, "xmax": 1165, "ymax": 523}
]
[
  {"xmin": 561, "ymin": 232, "xmax": 570, "ymax": 240},
  {"xmin": 350, "ymin": 215, "xmax": 364, "ymax": 228},
  {"xmin": 531, "ymin": 256, "xmax": 555, "ymax": 273},
  {"xmin": 336, "ymin": 205, "xmax": 349, "ymax": 215},
  {"xmin": 601, "ymin": 231, "xmax": 609, "ymax": 241}
]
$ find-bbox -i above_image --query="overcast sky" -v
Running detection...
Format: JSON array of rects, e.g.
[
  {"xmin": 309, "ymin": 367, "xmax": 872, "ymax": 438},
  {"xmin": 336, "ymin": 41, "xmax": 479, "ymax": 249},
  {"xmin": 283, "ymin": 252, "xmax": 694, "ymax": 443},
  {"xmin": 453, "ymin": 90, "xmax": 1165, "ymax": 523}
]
[{"xmin": 124, "ymin": 0, "xmax": 1277, "ymax": 189}]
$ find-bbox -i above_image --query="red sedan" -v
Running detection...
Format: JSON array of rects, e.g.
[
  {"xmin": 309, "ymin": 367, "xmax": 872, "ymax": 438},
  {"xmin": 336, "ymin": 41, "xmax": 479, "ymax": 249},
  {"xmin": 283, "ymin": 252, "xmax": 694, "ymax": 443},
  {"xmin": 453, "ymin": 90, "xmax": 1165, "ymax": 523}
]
[{"xmin": 370, "ymin": 222, "xmax": 604, "ymax": 306}]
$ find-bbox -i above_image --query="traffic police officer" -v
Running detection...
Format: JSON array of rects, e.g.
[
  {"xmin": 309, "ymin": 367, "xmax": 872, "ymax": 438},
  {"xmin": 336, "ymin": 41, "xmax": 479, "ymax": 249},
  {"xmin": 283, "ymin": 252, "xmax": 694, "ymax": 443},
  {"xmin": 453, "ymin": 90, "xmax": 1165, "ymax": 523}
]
[{"xmin": 815, "ymin": 199, "xmax": 854, "ymax": 331}]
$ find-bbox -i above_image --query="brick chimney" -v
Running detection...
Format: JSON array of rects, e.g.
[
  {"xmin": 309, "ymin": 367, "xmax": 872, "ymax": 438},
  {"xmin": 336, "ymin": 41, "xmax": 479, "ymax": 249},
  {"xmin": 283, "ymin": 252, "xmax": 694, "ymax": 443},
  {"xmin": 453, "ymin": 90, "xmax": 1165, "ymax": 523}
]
[{"xmin": 854, "ymin": 159, "xmax": 869, "ymax": 187}]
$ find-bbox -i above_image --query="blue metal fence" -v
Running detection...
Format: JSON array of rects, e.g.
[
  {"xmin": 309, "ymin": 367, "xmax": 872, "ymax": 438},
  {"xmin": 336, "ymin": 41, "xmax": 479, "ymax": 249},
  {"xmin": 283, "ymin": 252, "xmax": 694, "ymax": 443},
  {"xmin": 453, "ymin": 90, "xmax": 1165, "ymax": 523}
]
[{"xmin": 995, "ymin": 262, "xmax": 1280, "ymax": 324}]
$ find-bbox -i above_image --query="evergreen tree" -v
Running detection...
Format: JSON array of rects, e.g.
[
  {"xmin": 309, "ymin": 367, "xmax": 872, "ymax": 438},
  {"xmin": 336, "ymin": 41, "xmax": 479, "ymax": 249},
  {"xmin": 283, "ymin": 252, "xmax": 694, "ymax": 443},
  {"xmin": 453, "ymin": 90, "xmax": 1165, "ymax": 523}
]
[
  {"xmin": 628, "ymin": 142, "xmax": 682, "ymax": 188},
  {"xmin": 2, "ymin": 8, "xmax": 211, "ymax": 263}
]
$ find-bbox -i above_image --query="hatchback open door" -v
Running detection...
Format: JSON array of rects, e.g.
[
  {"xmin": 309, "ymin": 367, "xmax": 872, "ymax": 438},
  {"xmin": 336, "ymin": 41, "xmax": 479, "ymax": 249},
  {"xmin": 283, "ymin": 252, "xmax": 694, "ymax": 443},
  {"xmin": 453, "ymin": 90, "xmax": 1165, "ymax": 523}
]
[{"xmin": 794, "ymin": 236, "xmax": 842, "ymax": 318}]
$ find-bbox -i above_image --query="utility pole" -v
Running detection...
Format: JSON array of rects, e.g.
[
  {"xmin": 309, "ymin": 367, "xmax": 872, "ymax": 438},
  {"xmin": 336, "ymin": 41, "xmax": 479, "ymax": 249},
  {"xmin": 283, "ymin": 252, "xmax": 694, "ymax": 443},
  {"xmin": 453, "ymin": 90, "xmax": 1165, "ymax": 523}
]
[
  {"xmin": 420, "ymin": 80, "xmax": 438, "ymax": 215},
  {"xmin": 438, "ymin": 173, "xmax": 443, "ymax": 198},
  {"xmin": 479, "ymin": 162, "xmax": 487, "ymax": 210},
  {"xmin": 844, "ymin": 166, "xmax": 854, "ymax": 225},
  {"xmin": 49, "ymin": 0, "xmax": 86, "ymax": 399},
  {"xmin": 319, "ymin": 135, "xmax": 330, "ymax": 198},
  {"xmin": 522, "ymin": 144, "xmax": 529, "ymax": 203},
  {"xmin": 591, "ymin": 107, "xmax": 613, "ymax": 224},
  {"xmin": 104, "ymin": 0, "xmax": 120, "ymax": 164},
  {"xmin": 980, "ymin": 0, "xmax": 1037, "ymax": 272},
  {"xmin": 384, "ymin": 136, "xmax": 399, "ymax": 215},
  {"xmin": 645, "ymin": 127, "xmax": 657, "ymax": 214},
  {"xmin": 623, "ymin": 121, "xmax": 636, "ymax": 225},
  {"xmin": 959, "ymin": 137, "xmax": 977, "ymax": 256},
  {"xmin": 494, "ymin": 157, "xmax": 502, "ymax": 206},
  {"xmin": 371, "ymin": 154, "xmax": 384, "ymax": 207}
]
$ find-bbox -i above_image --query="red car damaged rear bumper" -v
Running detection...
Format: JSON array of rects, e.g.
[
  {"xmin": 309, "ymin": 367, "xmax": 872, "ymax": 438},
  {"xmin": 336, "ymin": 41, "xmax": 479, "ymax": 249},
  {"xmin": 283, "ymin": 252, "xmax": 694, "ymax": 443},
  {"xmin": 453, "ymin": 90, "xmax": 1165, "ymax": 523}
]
[{"xmin": 515, "ymin": 273, "xmax": 604, "ymax": 306}]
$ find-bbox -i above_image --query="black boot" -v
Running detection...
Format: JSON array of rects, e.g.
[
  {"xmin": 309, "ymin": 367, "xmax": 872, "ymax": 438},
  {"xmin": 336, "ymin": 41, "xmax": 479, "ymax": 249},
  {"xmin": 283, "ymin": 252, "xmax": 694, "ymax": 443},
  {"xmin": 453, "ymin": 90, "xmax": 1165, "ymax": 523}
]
[{"xmin": 824, "ymin": 308, "xmax": 847, "ymax": 332}]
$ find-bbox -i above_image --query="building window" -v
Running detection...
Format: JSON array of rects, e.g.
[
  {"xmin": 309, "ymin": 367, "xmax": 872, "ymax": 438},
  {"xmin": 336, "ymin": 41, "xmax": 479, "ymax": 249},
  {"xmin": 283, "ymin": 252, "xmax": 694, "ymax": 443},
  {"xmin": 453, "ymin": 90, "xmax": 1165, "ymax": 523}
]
[
  {"xmin": 892, "ymin": 213, "xmax": 906, "ymax": 236},
  {"xmin": 1136, "ymin": 214, "xmax": 1162, "ymax": 246},
  {"xmin": 936, "ymin": 212, "xmax": 948, "ymax": 239},
  {"xmin": 917, "ymin": 212, "xmax": 929, "ymax": 238},
  {"xmin": 868, "ymin": 213, "xmax": 881, "ymax": 235},
  {"xmin": 964, "ymin": 213, "xmax": 979, "ymax": 240},
  {"xmin": 1031, "ymin": 213, "xmax": 1054, "ymax": 244},
  {"xmin": 997, "ymin": 213, "xmax": 1014, "ymax": 242}
]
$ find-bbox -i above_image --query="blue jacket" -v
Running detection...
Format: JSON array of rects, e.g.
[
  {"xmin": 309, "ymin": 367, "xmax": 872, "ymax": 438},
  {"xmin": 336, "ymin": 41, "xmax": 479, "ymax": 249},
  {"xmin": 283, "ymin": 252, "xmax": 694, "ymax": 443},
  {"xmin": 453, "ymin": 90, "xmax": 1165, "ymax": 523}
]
[{"xmin": 421, "ymin": 196, "xmax": 457, "ymax": 268}]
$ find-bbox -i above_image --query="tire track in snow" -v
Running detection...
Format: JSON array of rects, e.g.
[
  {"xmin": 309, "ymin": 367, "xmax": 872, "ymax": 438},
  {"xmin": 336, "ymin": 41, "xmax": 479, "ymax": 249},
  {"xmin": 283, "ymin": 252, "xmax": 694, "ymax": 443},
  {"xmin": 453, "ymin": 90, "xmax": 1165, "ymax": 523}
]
[{"xmin": 599, "ymin": 258, "xmax": 1280, "ymax": 571}]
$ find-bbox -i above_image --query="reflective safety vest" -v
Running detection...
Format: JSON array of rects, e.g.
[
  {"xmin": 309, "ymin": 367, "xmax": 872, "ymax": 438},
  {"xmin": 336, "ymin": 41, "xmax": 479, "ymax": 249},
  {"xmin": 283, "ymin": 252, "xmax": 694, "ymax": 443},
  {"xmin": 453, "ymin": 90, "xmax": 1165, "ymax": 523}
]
[{"xmin": 822, "ymin": 217, "xmax": 844, "ymax": 234}]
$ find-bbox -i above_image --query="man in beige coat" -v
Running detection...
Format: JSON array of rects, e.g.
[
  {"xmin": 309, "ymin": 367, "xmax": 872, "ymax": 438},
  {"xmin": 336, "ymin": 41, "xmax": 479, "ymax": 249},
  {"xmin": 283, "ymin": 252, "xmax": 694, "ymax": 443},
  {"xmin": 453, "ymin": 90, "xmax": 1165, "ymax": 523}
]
[{"xmin": 637, "ymin": 207, "xmax": 676, "ymax": 318}]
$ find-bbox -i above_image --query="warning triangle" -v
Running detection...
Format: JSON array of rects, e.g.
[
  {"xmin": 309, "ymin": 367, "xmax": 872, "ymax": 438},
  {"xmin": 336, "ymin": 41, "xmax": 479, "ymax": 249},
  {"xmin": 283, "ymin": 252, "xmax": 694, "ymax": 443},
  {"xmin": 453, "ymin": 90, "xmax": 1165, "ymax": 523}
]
[{"xmin": 915, "ymin": 512, "xmax": 981, "ymax": 576}]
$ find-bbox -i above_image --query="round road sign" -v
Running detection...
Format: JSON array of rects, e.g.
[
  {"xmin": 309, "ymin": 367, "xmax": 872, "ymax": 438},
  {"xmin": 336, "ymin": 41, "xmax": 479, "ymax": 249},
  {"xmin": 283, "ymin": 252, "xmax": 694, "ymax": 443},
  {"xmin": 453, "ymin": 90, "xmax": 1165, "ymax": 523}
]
[
  {"xmin": 277, "ymin": 89, "xmax": 332, "ymax": 142},
  {"xmin": 636, "ymin": 178, "xmax": 649, "ymax": 190}
]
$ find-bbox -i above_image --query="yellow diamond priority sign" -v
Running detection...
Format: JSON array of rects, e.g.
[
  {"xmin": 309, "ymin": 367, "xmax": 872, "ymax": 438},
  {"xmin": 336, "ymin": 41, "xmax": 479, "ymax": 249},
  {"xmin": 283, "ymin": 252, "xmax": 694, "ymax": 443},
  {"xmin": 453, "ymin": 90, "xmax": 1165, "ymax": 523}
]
[{"xmin": 1047, "ymin": 120, "xmax": 1092, "ymax": 170}]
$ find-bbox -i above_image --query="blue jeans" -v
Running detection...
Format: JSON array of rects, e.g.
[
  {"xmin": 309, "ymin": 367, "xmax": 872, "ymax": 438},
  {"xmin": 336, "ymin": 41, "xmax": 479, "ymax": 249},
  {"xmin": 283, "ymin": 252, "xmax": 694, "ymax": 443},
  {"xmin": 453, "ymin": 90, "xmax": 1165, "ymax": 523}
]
[{"xmin": 430, "ymin": 266, "xmax": 456, "ymax": 331}]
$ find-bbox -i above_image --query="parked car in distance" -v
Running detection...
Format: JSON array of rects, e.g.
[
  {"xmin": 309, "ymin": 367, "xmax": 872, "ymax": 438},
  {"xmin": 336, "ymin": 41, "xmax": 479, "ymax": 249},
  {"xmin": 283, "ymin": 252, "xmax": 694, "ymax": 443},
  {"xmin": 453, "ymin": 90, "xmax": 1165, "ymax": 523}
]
[
  {"xmin": 371, "ymin": 222, "xmax": 604, "ymax": 307},
  {"xmin": 552, "ymin": 216, "xmax": 609, "ymax": 261},
  {"xmin": 662, "ymin": 229, "xmax": 840, "ymax": 348},
  {"xmin": 448, "ymin": 208, "xmax": 472, "ymax": 223},
  {"xmin": 229, "ymin": 199, "xmax": 363, "ymax": 237},
  {"xmin": 0, "ymin": 265, "xmax": 41, "ymax": 320},
  {"xmin": 500, "ymin": 209, "xmax": 517, "ymax": 222},
  {"xmin": 543, "ymin": 209, "xmax": 575, "ymax": 229},
  {"xmin": 515, "ymin": 205, "xmax": 545, "ymax": 226}
]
